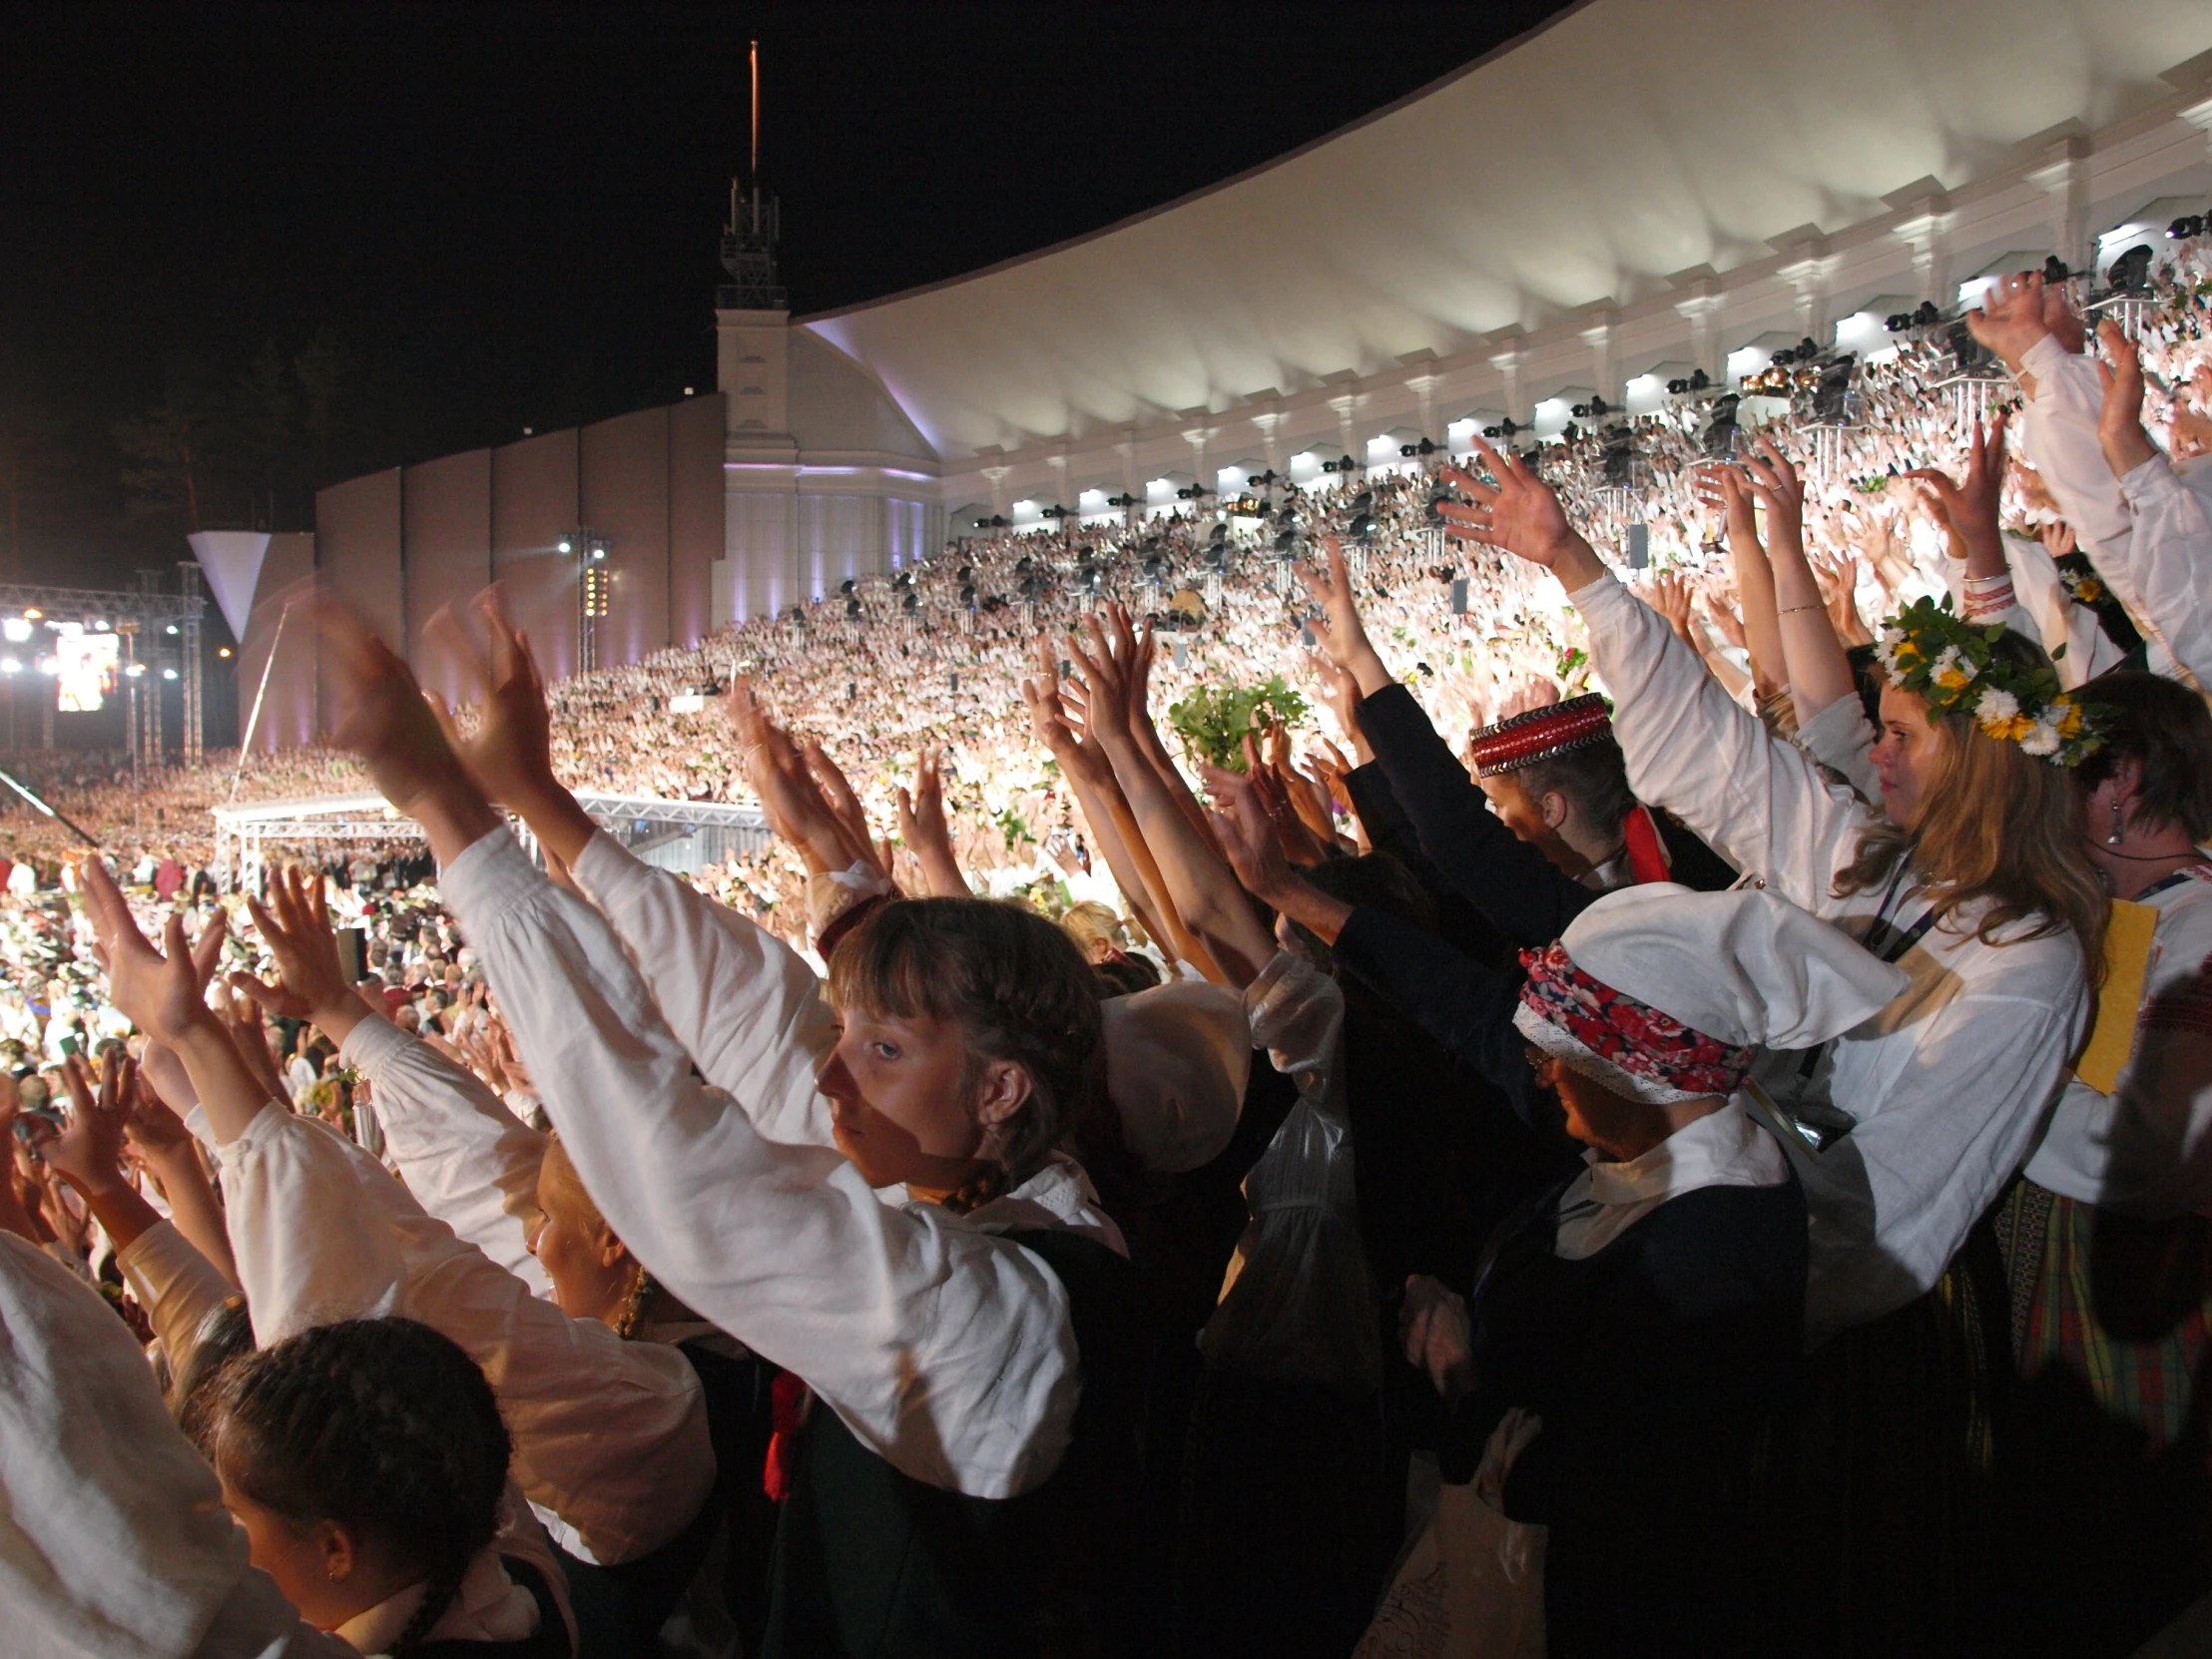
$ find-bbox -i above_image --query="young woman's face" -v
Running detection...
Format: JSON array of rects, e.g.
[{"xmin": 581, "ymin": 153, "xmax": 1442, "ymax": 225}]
[
  {"xmin": 816, "ymin": 1006, "xmax": 991, "ymax": 1193},
  {"xmin": 1870, "ymin": 686, "xmax": 1946, "ymax": 828},
  {"xmin": 528, "ymin": 1163, "xmax": 633, "ymax": 1326},
  {"xmin": 218, "ymin": 1475, "xmax": 361, "ymax": 1631}
]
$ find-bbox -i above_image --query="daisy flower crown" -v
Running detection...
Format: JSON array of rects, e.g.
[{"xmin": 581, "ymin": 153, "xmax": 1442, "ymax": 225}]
[{"xmin": 1872, "ymin": 594, "xmax": 2101, "ymax": 767}]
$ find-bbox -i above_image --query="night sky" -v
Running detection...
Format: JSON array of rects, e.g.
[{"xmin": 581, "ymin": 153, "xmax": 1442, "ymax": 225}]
[{"xmin": 1, "ymin": 1, "xmax": 1571, "ymax": 597}]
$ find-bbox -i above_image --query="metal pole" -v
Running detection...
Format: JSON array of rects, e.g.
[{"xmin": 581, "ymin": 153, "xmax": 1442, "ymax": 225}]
[{"xmin": 232, "ymin": 604, "xmax": 289, "ymax": 803}]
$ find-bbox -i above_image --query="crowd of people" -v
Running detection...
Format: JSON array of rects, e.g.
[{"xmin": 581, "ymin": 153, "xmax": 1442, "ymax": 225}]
[{"xmin": 5, "ymin": 240, "xmax": 2212, "ymax": 1659}]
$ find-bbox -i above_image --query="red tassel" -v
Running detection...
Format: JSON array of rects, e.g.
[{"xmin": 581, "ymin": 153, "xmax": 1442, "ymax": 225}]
[
  {"xmin": 763, "ymin": 1372, "xmax": 811, "ymax": 1502},
  {"xmin": 1622, "ymin": 804, "xmax": 1673, "ymax": 886}
]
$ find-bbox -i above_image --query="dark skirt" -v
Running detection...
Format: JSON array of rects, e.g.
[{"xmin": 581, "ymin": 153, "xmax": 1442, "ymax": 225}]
[
  {"xmin": 1746, "ymin": 1219, "xmax": 2010, "ymax": 1657},
  {"xmin": 1173, "ymin": 1371, "xmax": 1398, "ymax": 1659},
  {"xmin": 1991, "ymin": 1181, "xmax": 2212, "ymax": 1656}
]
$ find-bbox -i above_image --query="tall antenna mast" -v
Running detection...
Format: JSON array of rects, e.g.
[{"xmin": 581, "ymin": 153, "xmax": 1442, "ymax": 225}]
[{"xmin": 719, "ymin": 35, "xmax": 786, "ymax": 309}]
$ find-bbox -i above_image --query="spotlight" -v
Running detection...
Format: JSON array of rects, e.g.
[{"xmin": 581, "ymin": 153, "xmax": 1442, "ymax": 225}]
[
  {"xmin": 2167, "ymin": 216, "xmax": 2206, "ymax": 241},
  {"xmin": 557, "ymin": 537, "xmax": 574, "ymax": 554},
  {"xmin": 165, "ymin": 624, "xmax": 179, "ymax": 635},
  {"xmin": 218, "ymin": 647, "xmax": 234, "ymax": 659},
  {"xmin": 162, "ymin": 668, "xmax": 179, "ymax": 681},
  {"xmin": 0, "ymin": 659, "xmax": 16, "ymax": 674},
  {"xmin": 2042, "ymin": 255, "xmax": 2070, "ymax": 283},
  {"xmin": 2106, "ymin": 245, "xmax": 2154, "ymax": 293},
  {"xmin": 21, "ymin": 608, "xmax": 39, "ymax": 620},
  {"xmin": 1, "ymin": 619, "xmax": 27, "ymax": 642}
]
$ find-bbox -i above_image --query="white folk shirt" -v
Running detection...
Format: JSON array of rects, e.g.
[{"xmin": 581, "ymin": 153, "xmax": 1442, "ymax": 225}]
[
  {"xmin": 1, "ymin": 1233, "xmax": 355, "ymax": 1659},
  {"xmin": 1575, "ymin": 573, "xmax": 2090, "ymax": 1343},
  {"xmin": 2024, "ymin": 866, "xmax": 2212, "ymax": 1216},
  {"xmin": 1553, "ymin": 1099, "xmax": 1790, "ymax": 1262},
  {"xmin": 2015, "ymin": 333, "xmax": 2212, "ymax": 688},
  {"xmin": 216, "ymin": 1099, "xmax": 715, "ymax": 1568},
  {"xmin": 569, "ymin": 827, "xmax": 1247, "ymax": 1179},
  {"xmin": 446, "ymin": 827, "xmax": 1116, "ymax": 1500},
  {"xmin": 338, "ymin": 1016, "xmax": 554, "ymax": 1298}
]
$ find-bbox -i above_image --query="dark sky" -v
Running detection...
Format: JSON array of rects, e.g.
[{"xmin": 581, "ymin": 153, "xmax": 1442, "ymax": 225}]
[{"xmin": 1, "ymin": 0, "xmax": 1571, "ymax": 590}]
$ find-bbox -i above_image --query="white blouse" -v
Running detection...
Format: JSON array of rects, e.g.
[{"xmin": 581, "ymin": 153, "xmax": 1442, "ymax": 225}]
[
  {"xmin": 1575, "ymin": 572, "xmax": 2089, "ymax": 1341},
  {"xmin": 217, "ymin": 1101, "xmax": 715, "ymax": 1568},
  {"xmin": 1, "ymin": 1233, "xmax": 353, "ymax": 1659},
  {"xmin": 2023, "ymin": 867, "xmax": 2212, "ymax": 1216},
  {"xmin": 443, "ymin": 827, "xmax": 1115, "ymax": 1500}
]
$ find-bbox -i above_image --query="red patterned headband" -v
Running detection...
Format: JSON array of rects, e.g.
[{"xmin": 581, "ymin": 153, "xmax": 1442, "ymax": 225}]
[
  {"xmin": 1515, "ymin": 940, "xmax": 1751, "ymax": 1102},
  {"xmin": 1468, "ymin": 693, "xmax": 1614, "ymax": 777}
]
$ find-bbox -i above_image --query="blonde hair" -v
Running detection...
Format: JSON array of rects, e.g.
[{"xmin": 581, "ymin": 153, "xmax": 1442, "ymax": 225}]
[
  {"xmin": 1058, "ymin": 900, "xmax": 1127, "ymax": 957},
  {"xmin": 1838, "ymin": 666, "xmax": 2107, "ymax": 968}
]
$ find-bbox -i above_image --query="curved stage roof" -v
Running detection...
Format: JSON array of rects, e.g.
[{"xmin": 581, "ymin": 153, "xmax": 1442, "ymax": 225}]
[{"xmin": 804, "ymin": 0, "xmax": 2212, "ymax": 462}]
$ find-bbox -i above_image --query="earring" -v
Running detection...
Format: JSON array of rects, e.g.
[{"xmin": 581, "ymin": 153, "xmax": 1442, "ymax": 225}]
[{"xmin": 2108, "ymin": 803, "xmax": 2126, "ymax": 846}]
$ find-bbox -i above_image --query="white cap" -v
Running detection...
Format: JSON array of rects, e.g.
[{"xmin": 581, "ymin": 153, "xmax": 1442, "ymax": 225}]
[{"xmin": 1514, "ymin": 882, "xmax": 1909, "ymax": 1106}]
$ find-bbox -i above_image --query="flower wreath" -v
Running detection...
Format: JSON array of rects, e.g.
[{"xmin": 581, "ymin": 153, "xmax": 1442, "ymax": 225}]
[
  {"xmin": 2056, "ymin": 564, "xmax": 2107, "ymax": 608},
  {"xmin": 1873, "ymin": 594, "xmax": 2100, "ymax": 766}
]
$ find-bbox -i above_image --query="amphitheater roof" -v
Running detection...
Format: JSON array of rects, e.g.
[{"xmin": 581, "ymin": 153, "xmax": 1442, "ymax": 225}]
[{"xmin": 801, "ymin": 0, "xmax": 2212, "ymax": 461}]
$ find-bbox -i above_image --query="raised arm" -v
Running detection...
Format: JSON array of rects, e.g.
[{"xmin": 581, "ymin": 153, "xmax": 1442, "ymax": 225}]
[
  {"xmin": 427, "ymin": 590, "xmax": 839, "ymax": 1147},
  {"xmin": 1438, "ymin": 437, "xmax": 1875, "ymax": 914},
  {"xmin": 1299, "ymin": 529, "xmax": 1595, "ymax": 947},
  {"xmin": 1700, "ymin": 459, "xmax": 1785, "ymax": 700},
  {"xmin": 2099, "ymin": 321, "xmax": 2212, "ymax": 690},
  {"xmin": 1204, "ymin": 763, "xmax": 1540, "ymax": 1122},
  {"xmin": 325, "ymin": 596, "xmax": 1088, "ymax": 1501},
  {"xmin": 85, "ymin": 835, "xmax": 718, "ymax": 1569},
  {"xmin": 233, "ymin": 865, "xmax": 553, "ymax": 1293},
  {"xmin": 1020, "ymin": 634, "xmax": 1202, "ymax": 972},
  {"xmin": 1739, "ymin": 438, "xmax": 1859, "ymax": 722},
  {"xmin": 1070, "ymin": 605, "xmax": 1274, "ymax": 987}
]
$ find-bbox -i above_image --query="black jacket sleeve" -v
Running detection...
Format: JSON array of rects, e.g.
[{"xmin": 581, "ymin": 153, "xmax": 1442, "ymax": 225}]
[
  {"xmin": 1342, "ymin": 759, "xmax": 1515, "ymax": 972},
  {"xmin": 1334, "ymin": 902, "xmax": 1544, "ymax": 1130},
  {"xmin": 1354, "ymin": 682, "xmax": 1596, "ymax": 947}
]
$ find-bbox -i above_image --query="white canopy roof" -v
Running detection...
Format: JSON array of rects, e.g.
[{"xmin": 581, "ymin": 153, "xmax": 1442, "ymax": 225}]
[{"xmin": 804, "ymin": 0, "xmax": 2212, "ymax": 461}]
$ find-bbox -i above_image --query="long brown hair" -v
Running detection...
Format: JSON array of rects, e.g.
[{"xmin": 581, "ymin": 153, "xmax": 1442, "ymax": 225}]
[{"xmin": 1837, "ymin": 662, "xmax": 2107, "ymax": 967}]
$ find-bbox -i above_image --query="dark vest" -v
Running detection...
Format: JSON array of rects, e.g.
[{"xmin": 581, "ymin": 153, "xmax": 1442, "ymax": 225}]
[
  {"xmin": 759, "ymin": 1228, "xmax": 1142, "ymax": 1659},
  {"xmin": 409, "ymin": 1555, "xmax": 573, "ymax": 1659},
  {"xmin": 552, "ymin": 1338, "xmax": 781, "ymax": 1659}
]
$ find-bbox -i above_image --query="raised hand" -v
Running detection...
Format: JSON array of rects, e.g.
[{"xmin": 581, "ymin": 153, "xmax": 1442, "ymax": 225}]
[
  {"xmin": 315, "ymin": 595, "xmax": 469, "ymax": 825},
  {"xmin": 80, "ymin": 860, "xmax": 208, "ymax": 1046},
  {"xmin": 1198, "ymin": 760, "xmax": 1298, "ymax": 905},
  {"xmin": 1646, "ymin": 572, "xmax": 1698, "ymax": 648},
  {"xmin": 231, "ymin": 864, "xmax": 365, "ymax": 1043},
  {"xmin": 1064, "ymin": 615, "xmax": 1137, "ymax": 753},
  {"xmin": 123, "ymin": 1074, "xmax": 196, "ymax": 1161},
  {"xmin": 1292, "ymin": 535, "xmax": 1385, "ymax": 692},
  {"xmin": 1690, "ymin": 462, "xmax": 1758, "ymax": 547},
  {"xmin": 1907, "ymin": 410, "xmax": 2009, "ymax": 565},
  {"xmin": 423, "ymin": 589, "xmax": 559, "ymax": 810},
  {"xmin": 1966, "ymin": 270, "xmax": 2051, "ymax": 374},
  {"xmin": 49, "ymin": 1051, "xmax": 132, "ymax": 1199},
  {"xmin": 1497, "ymin": 674, "xmax": 1561, "ymax": 722},
  {"xmin": 1435, "ymin": 440, "xmax": 1603, "ymax": 586},
  {"xmin": 1120, "ymin": 607, "xmax": 1158, "ymax": 734},
  {"xmin": 1742, "ymin": 435, "xmax": 1806, "ymax": 550},
  {"xmin": 2093, "ymin": 318, "xmax": 2160, "ymax": 477},
  {"xmin": 804, "ymin": 741, "xmax": 878, "ymax": 868},
  {"xmin": 729, "ymin": 677, "xmax": 879, "ymax": 877},
  {"xmin": 895, "ymin": 749, "xmax": 969, "ymax": 898}
]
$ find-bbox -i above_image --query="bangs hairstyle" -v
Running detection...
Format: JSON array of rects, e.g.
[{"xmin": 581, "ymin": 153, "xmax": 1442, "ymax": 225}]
[
  {"xmin": 830, "ymin": 897, "xmax": 1105, "ymax": 1184},
  {"xmin": 2074, "ymin": 669, "xmax": 2212, "ymax": 842},
  {"xmin": 1839, "ymin": 631, "xmax": 2106, "ymax": 963}
]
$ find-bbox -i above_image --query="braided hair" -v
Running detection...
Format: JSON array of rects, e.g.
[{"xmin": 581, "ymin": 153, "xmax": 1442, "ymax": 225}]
[{"xmin": 195, "ymin": 1318, "xmax": 513, "ymax": 1652}]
